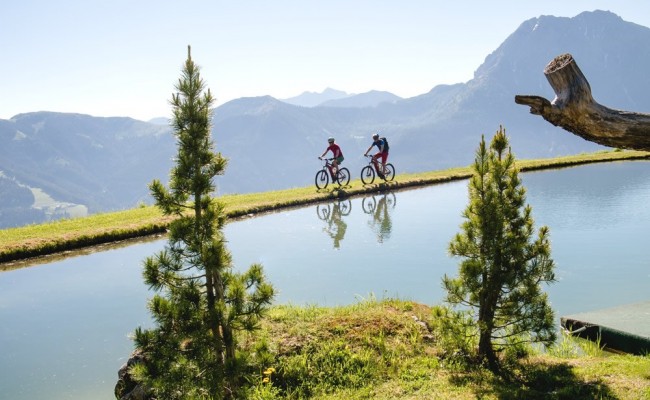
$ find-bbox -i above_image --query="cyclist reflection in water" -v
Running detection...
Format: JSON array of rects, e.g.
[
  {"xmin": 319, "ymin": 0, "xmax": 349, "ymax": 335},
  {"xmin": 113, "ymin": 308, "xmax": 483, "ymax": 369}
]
[
  {"xmin": 362, "ymin": 194, "xmax": 394, "ymax": 243},
  {"xmin": 323, "ymin": 202, "xmax": 348, "ymax": 248},
  {"xmin": 373, "ymin": 196, "xmax": 392, "ymax": 242}
]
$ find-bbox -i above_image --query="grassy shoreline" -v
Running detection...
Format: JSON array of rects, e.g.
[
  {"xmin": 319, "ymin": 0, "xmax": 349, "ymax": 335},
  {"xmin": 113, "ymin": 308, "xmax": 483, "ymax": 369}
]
[
  {"xmin": 253, "ymin": 298, "xmax": 650, "ymax": 399},
  {"xmin": 1, "ymin": 149, "xmax": 649, "ymax": 264}
]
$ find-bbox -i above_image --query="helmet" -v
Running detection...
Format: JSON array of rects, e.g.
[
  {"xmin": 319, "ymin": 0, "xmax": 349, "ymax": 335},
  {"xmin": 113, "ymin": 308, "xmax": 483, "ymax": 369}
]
[
  {"xmin": 372, "ymin": 133, "xmax": 379, "ymax": 139},
  {"xmin": 328, "ymin": 137, "xmax": 335, "ymax": 143}
]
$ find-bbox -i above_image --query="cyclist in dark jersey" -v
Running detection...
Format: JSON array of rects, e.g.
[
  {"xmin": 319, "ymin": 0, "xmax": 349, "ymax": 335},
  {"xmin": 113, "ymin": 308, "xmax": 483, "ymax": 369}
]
[{"xmin": 363, "ymin": 133, "xmax": 389, "ymax": 179}]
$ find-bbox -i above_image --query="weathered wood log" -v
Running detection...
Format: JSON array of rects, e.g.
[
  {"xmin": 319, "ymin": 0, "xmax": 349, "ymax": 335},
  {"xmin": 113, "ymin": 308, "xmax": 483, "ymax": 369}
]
[{"xmin": 515, "ymin": 53, "xmax": 650, "ymax": 151}]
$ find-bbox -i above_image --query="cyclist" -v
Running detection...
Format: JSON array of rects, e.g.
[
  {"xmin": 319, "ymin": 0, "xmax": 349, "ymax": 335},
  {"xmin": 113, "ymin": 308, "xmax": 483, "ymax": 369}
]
[
  {"xmin": 319, "ymin": 137, "xmax": 344, "ymax": 180},
  {"xmin": 363, "ymin": 133, "xmax": 389, "ymax": 179}
]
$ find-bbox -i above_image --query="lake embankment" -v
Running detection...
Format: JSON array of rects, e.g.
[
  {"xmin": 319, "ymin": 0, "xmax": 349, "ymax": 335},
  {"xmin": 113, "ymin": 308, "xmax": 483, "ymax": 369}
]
[{"xmin": 1, "ymin": 150, "xmax": 649, "ymax": 264}]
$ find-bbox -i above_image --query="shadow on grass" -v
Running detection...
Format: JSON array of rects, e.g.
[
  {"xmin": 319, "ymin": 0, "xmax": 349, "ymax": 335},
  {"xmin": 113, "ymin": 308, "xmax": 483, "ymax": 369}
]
[{"xmin": 449, "ymin": 359, "xmax": 616, "ymax": 400}]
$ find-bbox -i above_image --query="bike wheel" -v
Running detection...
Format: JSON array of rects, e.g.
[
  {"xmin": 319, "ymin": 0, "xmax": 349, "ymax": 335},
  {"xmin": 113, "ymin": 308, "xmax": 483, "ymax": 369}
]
[
  {"xmin": 384, "ymin": 163, "xmax": 396, "ymax": 181},
  {"xmin": 362, "ymin": 196, "xmax": 377, "ymax": 213},
  {"xmin": 339, "ymin": 199, "xmax": 352, "ymax": 216},
  {"xmin": 337, "ymin": 167, "xmax": 351, "ymax": 186},
  {"xmin": 315, "ymin": 170, "xmax": 329, "ymax": 189},
  {"xmin": 316, "ymin": 204, "xmax": 331, "ymax": 220},
  {"xmin": 361, "ymin": 165, "xmax": 375, "ymax": 184}
]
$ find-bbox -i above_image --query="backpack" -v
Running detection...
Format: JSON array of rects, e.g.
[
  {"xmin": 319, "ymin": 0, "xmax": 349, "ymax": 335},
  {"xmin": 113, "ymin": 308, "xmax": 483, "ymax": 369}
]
[{"xmin": 381, "ymin": 137, "xmax": 389, "ymax": 152}]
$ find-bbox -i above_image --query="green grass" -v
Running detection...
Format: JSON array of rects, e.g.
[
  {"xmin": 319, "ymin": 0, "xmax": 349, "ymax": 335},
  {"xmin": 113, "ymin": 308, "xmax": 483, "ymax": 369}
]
[
  {"xmin": 247, "ymin": 298, "xmax": 650, "ymax": 399},
  {"xmin": 1, "ymin": 149, "xmax": 649, "ymax": 263}
]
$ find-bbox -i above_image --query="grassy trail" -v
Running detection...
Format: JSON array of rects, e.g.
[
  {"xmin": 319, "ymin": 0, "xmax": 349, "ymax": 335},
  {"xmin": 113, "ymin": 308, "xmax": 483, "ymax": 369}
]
[{"xmin": 1, "ymin": 150, "xmax": 649, "ymax": 264}]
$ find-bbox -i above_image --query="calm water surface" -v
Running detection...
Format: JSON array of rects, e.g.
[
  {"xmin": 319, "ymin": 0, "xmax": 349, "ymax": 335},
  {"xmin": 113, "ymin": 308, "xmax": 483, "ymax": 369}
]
[{"xmin": 1, "ymin": 161, "xmax": 649, "ymax": 399}]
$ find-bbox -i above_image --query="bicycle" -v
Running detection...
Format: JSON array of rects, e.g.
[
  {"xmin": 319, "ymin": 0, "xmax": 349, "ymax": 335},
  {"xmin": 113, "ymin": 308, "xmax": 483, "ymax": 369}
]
[
  {"xmin": 315, "ymin": 158, "xmax": 351, "ymax": 189},
  {"xmin": 361, "ymin": 155, "xmax": 395, "ymax": 184}
]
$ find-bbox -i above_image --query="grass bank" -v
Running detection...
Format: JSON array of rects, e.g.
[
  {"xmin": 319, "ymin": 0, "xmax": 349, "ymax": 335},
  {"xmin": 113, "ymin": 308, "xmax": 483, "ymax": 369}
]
[
  {"xmin": 249, "ymin": 298, "xmax": 650, "ymax": 399},
  {"xmin": 1, "ymin": 150, "xmax": 649, "ymax": 264}
]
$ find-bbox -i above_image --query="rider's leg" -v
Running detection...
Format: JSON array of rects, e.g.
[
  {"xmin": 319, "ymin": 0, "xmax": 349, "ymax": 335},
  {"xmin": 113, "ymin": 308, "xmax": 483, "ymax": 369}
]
[
  {"xmin": 379, "ymin": 152, "xmax": 388, "ymax": 177},
  {"xmin": 373, "ymin": 153, "xmax": 385, "ymax": 178},
  {"xmin": 371, "ymin": 154, "xmax": 380, "ymax": 173}
]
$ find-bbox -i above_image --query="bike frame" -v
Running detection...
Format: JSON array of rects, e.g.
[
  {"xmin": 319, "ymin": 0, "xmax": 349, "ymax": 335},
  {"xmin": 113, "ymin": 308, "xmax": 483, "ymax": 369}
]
[
  {"xmin": 368, "ymin": 155, "xmax": 387, "ymax": 173},
  {"xmin": 323, "ymin": 158, "xmax": 338, "ymax": 175}
]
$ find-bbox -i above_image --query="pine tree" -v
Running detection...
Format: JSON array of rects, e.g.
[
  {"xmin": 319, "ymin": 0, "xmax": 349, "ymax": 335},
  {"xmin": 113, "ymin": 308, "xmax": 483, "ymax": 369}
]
[
  {"xmin": 131, "ymin": 46, "xmax": 275, "ymax": 399},
  {"xmin": 442, "ymin": 126, "xmax": 556, "ymax": 372}
]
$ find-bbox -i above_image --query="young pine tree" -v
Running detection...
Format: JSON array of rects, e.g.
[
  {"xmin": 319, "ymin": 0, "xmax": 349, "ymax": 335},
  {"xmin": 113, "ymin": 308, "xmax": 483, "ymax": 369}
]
[
  {"xmin": 442, "ymin": 126, "xmax": 556, "ymax": 372},
  {"xmin": 131, "ymin": 46, "xmax": 275, "ymax": 399}
]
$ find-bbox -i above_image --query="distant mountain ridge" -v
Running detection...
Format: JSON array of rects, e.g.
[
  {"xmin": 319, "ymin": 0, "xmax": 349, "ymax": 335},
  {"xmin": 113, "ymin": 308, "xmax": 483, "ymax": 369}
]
[
  {"xmin": 319, "ymin": 91, "xmax": 402, "ymax": 108},
  {"xmin": 281, "ymin": 88, "xmax": 351, "ymax": 107},
  {"xmin": 280, "ymin": 88, "xmax": 402, "ymax": 108},
  {"xmin": 2, "ymin": 10, "xmax": 649, "ymax": 228}
]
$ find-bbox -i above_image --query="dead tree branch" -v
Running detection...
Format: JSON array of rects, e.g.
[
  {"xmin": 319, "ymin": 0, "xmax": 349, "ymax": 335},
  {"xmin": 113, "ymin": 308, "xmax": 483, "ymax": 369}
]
[{"xmin": 515, "ymin": 53, "xmax": 650, "ymax": 150}]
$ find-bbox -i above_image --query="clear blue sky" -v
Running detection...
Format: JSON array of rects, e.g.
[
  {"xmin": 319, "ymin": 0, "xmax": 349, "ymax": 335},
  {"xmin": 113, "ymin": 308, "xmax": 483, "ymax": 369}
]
[{"xmin": 2, "ymin": 0, "xmax": 649, "ymax": 121}]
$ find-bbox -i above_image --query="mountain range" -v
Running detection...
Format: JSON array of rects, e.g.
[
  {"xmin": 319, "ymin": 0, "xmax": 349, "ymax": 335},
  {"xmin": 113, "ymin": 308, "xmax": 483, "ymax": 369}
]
[
  {"xmin": 281, "ymin": 88, "xmax": 352, "ymax": 107},
  {"xmin": 2, "ymin": 10, "xmax": 649, "ymax": 228}
]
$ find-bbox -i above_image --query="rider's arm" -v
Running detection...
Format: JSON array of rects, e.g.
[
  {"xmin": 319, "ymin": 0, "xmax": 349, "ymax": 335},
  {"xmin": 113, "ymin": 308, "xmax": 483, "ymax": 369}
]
[{"xmin": 363, "ymin": 144, "xmax": 373, "ymax": 156}]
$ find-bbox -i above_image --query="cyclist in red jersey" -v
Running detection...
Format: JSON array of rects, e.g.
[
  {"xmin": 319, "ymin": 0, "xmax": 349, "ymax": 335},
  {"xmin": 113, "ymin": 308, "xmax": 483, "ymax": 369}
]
[{"xmin": 319, "ymin": 137, "xmax": 344, "ymax": 179}]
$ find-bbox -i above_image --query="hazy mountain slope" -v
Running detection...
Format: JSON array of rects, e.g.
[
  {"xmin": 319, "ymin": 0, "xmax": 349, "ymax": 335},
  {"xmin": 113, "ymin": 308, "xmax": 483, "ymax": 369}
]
[
  {"xmin": 0, "ymin": 113, "xmax": 174, "ymax": 214},
  {"xmin": 212, "ymin": 96, "xmax": 368, "ymax": 193},
  {"xmin": 319, "ymin": 91, "xmax": 402, "ymax": 108},
  {"xmin": 2, "ymin": 10, "xmax": 650, "ymax": 228}
]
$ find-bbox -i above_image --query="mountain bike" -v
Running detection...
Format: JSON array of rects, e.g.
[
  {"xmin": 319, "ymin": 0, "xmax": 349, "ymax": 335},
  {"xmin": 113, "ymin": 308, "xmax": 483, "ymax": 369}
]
[
  {"xmin": 315, "ymin": 158, "xmax": 351, "ymax": 189},
  {"xmin": 361, "ymin": 155, "xmax": 395, "ymax": 184}
]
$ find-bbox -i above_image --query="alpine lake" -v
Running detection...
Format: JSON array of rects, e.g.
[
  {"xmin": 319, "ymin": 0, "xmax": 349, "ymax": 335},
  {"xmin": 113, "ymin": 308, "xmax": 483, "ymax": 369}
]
[{"xmin": 1, "ymin": 160, "xmax": 649, "ymax": 399}]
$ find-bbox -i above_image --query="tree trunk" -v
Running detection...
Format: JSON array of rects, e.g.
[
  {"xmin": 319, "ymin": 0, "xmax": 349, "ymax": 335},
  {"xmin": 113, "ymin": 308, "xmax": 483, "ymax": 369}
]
[
  {"xmin": 515, "ymin": 53, "xmax": 650, "ymax": 151},
  {"xmin": 478, "ymin": 327, "xmax": 499, "ymax": 372},
  {"xmin": 223, "ymin": 321, "xmax": 237, "ymax": 399},
  {"xmin": 478, "ymin": 285, "xmax": 500, "ymax": 373}
]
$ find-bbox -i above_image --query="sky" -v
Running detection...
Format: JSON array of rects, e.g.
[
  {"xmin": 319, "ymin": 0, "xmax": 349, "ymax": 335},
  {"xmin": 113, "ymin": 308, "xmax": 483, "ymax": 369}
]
[{"xmin": 2, "ymin": 1, "xmax": 650, "ymax": 121}]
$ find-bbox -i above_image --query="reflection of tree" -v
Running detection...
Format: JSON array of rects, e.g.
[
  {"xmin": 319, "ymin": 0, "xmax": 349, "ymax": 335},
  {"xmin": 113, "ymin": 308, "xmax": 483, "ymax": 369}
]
[
  {"xmin": 317, "ymin": 200, "xmax": 351, "ymax": 248},
  {"xmin": 362, "ymin": 192, "xmax": 396, "ymax": 243}
]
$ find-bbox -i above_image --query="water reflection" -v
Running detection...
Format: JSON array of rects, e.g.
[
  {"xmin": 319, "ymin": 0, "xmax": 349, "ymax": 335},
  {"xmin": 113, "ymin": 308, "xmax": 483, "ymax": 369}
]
[
  {"xmin": 361, "ymin": 192, "xmax": 396, "ymax": 243},
  {"xmin": 316, "ymin": 199, "xmax": 351, "ymax": 248},
  {"xmin": 315, "ymin": 191, "xmax": 399, "ymax": 248},
  {"xmin": 0, "ymin": 234, "xmax": 165, "ymax": 272}
]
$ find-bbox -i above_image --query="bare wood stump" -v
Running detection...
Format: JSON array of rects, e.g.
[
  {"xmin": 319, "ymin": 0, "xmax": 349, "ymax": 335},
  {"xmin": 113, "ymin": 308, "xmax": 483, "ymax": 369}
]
[{"xmin": 515, "ymin": 53, "xmax": 650, "ymax": 150}]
